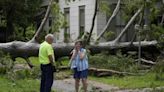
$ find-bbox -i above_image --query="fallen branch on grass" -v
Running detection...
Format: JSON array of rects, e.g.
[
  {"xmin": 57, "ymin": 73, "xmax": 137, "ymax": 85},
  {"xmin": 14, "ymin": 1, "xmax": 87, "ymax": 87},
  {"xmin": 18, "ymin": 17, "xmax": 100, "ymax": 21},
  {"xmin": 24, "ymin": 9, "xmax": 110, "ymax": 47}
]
[
  {"xmin": 89, "ymin": 68, "xmax": 139, "ymax": 77},
  {"xmin": 135, "ymin": 58, "xmax": 156, "ymax": 65}
]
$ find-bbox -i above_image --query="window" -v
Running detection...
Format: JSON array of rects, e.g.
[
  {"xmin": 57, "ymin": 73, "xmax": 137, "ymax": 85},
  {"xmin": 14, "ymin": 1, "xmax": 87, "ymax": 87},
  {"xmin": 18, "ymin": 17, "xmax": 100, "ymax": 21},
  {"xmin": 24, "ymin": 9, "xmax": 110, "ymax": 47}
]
[
  {"xmin": 64, "ymin": 8, "xmax": 70, "ymax": 41},
  {"xmin": 79, "ymin": 6, "xmax": 85, "ymax": 38},
  {"xmin": 49, "ymin": 17, "xmax": 52, "ymax": 27}
]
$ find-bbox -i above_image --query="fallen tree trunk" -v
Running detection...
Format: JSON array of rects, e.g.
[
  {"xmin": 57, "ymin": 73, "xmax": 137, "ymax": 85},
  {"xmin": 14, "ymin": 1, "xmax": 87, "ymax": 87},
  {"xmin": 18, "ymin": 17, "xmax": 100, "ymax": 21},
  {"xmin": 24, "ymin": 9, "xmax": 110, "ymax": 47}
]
[{"xmin": 0, "ymin": 40, "xmax": 158, "ymax": 60}]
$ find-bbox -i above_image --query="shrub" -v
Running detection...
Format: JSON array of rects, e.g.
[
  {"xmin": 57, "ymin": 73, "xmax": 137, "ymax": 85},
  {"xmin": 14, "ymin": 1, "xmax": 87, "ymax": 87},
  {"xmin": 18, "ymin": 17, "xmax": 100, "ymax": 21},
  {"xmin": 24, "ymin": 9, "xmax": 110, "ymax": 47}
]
[
  {"xmin": 0, "ymin": 51, "xmax": 13, "ymax": 74},
  {"xmin": 152, "ymin": 57, "xmax": 164, "ymax": 81},
  {"xmin": 89, "ymin": 51, "xmax": 139, "ymax": 73}
]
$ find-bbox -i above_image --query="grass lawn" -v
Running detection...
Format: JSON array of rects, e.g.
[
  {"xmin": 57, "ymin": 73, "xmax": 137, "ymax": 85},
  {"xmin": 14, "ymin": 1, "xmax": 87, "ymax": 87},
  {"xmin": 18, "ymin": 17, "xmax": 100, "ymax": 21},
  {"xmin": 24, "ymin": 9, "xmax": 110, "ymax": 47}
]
[
  {"xmin": 0, "ymin": 76, "xmax": 40, "ymax": 92},
  {"xmin": 0, "ymin": 75, "xmax": 57, "ymax": 92},
  {"xmin": 16, "ymin": 57, "xmax": 40, "ymax": 66},
  {"xmin": 89, "ymin": 73, "xmax": 164, "ymax": 89},
  {"xmin": 15, "ymin": 57, "xmax": 69, "ymax": 66}
]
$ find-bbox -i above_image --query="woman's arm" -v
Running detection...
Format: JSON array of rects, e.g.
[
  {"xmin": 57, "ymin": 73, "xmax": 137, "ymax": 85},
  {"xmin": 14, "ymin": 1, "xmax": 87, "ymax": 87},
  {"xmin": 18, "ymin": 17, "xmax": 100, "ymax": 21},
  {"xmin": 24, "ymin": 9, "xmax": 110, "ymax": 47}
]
[
  {"xmin": 68, "ymin": 49, "xmax": 76, "ymax": 66},
  {"xmin": 70, "ymin": 49, "xmax": 76, "ymax": 61},
  {"xmin": 79, "ymin": 49, "xmax": 86, "ymax": 60}
]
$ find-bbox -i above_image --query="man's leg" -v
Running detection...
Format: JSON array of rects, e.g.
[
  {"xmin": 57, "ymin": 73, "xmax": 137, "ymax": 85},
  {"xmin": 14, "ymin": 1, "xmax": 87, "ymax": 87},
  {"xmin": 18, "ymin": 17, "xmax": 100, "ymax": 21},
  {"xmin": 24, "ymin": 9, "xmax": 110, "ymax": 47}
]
[
  {"xmin": 45, "ymin": 65, "xmax": 54, "ymax": 92},
  {"xmin": 40, "ymin": 65, "xmax": 46, "ymax": 92}
]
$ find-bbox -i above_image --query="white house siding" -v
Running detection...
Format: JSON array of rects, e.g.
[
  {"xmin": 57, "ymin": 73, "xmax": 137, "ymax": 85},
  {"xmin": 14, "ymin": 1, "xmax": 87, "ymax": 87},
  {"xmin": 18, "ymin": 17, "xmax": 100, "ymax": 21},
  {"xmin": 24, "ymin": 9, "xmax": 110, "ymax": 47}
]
[
  {"xmin": 59, "ymin": 0, "xmax": 97, "ymax": 42},
  {"xmin": 42, "ymin": 0, "xmax": 130, "ymax": 42}
]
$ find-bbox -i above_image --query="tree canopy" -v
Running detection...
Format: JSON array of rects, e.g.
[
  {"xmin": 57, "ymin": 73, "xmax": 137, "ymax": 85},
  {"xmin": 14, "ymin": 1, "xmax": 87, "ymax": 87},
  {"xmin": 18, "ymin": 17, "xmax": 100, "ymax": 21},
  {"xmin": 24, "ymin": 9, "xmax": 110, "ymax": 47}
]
[{"xmin": 0, "ymin": 0, "xmax": 41, "ymax": 41}]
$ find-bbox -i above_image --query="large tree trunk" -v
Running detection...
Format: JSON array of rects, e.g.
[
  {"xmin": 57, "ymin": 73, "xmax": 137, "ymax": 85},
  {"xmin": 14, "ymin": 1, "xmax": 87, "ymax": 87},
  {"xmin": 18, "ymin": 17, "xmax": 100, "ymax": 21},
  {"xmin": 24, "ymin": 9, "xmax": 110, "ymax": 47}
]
[{"xmin": 0, "ymin": 40, "xmax": 158, "ymax": 59}]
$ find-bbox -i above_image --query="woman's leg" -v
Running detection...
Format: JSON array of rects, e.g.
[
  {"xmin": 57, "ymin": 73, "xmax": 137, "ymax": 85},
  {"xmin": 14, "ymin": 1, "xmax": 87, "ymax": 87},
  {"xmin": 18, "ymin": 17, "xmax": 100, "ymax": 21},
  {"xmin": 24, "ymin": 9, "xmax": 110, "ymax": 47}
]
[
  {"xmin": 82, "ymin": 78, "xmax": 87, "ymax": 92},
  {"xmin": 75, "ymin": 78, "xmax": 80, "ymax": 92}
]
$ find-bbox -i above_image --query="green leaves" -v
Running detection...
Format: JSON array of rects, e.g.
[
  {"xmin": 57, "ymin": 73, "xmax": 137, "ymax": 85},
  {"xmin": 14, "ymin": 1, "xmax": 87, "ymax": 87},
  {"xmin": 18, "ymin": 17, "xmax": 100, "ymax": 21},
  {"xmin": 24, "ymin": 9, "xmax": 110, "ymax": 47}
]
[
  {"xmin": 99, "ymin": 0, "xmax": 112, "ymax": 16},
  {"xmin": 0, "ymin": 0, "xmax": 41, "ymax": 41},
  {"xmin": 89, "ymin": 51, "xmax": 139, "ymax": 73},
  {"xmin": 51, "ymin": 2, "xmax": 65, "ymax": 33}
]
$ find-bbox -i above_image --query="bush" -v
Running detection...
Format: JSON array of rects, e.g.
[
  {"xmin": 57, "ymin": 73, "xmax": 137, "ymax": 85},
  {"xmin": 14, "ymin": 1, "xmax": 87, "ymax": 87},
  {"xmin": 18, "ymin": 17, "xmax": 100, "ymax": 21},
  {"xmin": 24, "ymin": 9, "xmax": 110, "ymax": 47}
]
[
  {"xmin": 0, "ymin": 50, "xmax": 40, "ymax": 80},
  {"xmin": 152, "ymin": 57, "xmax": 164, "ymax": 81},
  {"xmin": 89, "ymin": 51, "xmax": 139, "ymax": 73},
  {"xmin": 13, "ymin": 66, "xmax": 40, "ymax": 80},
  {"xmin": 0, "ymin": 51, "xmax": 13, "ymax": 74}
]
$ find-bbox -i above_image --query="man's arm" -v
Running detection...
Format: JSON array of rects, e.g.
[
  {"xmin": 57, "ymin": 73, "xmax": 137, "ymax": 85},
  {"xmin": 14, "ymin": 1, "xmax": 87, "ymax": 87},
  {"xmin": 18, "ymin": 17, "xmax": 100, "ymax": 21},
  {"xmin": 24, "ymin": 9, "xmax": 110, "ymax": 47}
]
[
  {"xmin": 47, "ymin": 45, "xmax": 54, "ymax": 65},
  {"xmin": 48, "ymin": 55, "xmax": 54, "ymax": 65}
]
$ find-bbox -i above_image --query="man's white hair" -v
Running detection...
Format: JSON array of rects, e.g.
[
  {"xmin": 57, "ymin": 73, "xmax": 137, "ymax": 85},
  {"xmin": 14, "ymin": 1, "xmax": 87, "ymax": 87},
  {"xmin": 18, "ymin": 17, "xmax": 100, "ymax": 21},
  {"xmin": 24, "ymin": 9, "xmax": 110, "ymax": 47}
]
[{"xmin": 45, "ymin": 34, "xmax": 54, "ymax": 40}]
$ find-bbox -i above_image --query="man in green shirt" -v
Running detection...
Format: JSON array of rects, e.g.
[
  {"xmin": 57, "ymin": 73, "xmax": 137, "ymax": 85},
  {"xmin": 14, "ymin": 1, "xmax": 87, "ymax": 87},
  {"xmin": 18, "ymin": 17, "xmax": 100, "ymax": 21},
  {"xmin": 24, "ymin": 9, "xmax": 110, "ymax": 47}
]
[{"xmin": 39, "ymin": 34, "xmax": 55, "ymax": 92}]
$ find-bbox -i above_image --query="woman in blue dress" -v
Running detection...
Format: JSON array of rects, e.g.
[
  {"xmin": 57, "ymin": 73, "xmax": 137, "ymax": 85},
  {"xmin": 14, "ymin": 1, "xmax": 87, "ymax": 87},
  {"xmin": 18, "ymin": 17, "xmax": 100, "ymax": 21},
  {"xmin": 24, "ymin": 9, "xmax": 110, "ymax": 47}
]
[{"xmin": 69, "ymin": 40, "xmax": 88, "ymax": 92}]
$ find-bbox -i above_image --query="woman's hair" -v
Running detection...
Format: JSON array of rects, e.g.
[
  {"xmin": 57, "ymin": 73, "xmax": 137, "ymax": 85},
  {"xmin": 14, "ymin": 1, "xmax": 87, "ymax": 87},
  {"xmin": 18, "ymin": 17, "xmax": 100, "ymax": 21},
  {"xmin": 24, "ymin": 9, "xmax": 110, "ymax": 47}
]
[{"xmin": 75, "ymin": 40, "xmax": 83, "ymax": 46}]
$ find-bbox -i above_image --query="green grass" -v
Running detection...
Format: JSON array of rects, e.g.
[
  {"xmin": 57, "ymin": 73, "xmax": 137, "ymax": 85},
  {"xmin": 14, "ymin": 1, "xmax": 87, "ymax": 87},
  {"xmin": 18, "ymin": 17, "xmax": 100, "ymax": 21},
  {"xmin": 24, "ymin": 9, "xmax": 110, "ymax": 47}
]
[
  {"xmin": 0, "ymin": 75, "xmax": 57, "ymax": 92},
  {"xmin": 0, "ymin": 76, "xmax": 40, "ymax": 92},
  {"xmin": 89, "ymin": 73, "xmax": 164, "ymax": 89},
  {"xmin": 16, "ymin": 57, "xmax": 40, "ymax": 66},
  {"xmin": 16, "ymin": 57, "xmax": 69, "ymax": 66}
]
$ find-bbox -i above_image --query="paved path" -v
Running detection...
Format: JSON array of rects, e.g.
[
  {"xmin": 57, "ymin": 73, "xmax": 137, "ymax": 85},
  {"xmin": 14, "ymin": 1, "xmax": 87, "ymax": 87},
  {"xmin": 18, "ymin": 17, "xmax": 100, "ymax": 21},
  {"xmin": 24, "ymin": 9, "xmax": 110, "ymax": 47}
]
[
  {"xmin": 52, "ymin": 77, "xmax": 119, "ymax": 92},
  {"xmin": 52, "ymin": 78, "xmax": 164, "ymax": 92}
]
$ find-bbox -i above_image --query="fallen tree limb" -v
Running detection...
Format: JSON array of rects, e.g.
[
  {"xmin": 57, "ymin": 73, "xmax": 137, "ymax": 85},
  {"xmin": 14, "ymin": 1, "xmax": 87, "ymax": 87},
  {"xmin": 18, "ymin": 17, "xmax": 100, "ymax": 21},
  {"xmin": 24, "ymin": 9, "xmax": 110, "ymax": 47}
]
[
  {"xmin": 135, "ymin": 58, "xmax": 156, "ymax": 65},
  {"xmin": 113, "ymin": 6, "xmax": 143, "ymax": 43},
  {"xmin": 89, "ymin": 68, "xmax": 140, "ymax": 77},
  {"xmin": 29, "ymin": 0, "xmax": 53, "ymax": 43},
  {"xmin": 96, "ymin": 0, "xmax": 121, "ymax": 41}
]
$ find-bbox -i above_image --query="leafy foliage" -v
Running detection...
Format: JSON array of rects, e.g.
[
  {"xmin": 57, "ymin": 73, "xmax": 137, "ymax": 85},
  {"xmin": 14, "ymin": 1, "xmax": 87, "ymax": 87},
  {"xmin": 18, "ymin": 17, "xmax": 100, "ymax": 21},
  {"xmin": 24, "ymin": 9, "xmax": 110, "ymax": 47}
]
[
  {"xmin": 0, "ymin": 0, "xmax": 41, "ymax": 41},
  {"xmin": 99, "ymin": 0, "xmax": 112, "ymax": 16},
  {"xmin": 0, "ymin": 51, "xmax": 13, "ymax": 74},
  {"xmin": 103, "ymin": 31, "xmax": 115, "ymax": 41},
  {"xmin": 51, "ymin": 2, "xmax": 65, "ymax": 33},
  {"xmin": 152, "ymin": 56, "xmax": 164, "ymax": 81},
  {"xmin": 151, "ymin": 24, "xmax": 164, "ymax": 49},
  {"xmin": 89, "ymin": 51, "xmax": 139, "ymax": 73}
]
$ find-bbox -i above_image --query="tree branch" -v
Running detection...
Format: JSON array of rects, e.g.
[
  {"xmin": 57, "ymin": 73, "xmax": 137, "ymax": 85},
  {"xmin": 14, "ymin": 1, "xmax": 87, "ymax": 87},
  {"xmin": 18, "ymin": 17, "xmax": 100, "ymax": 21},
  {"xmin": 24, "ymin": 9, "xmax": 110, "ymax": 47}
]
[
  {"xmin": 113, "ymin": 7, "xmax": 143, "ymax": 44},
  {"xmin": 161, "ymin": 14, "xmax": 164, "ymax": 25},
  {"xmin": 135, "ymin": 58, "xmax": 156, "ymax": 65},
  {"xmin": 96, "ymin": 0, "xmax": 121, "ymax": 41},
  {"xmin": 86, "ymin": 0, "xmax": 98, "ymax": 45},
  {"xmin": 25, "ymin": 58, "xmax": 34, "ymax": 68},
  {"xmin": 29, "ymin": 0, "xmax": 53, "ymax": 43}
]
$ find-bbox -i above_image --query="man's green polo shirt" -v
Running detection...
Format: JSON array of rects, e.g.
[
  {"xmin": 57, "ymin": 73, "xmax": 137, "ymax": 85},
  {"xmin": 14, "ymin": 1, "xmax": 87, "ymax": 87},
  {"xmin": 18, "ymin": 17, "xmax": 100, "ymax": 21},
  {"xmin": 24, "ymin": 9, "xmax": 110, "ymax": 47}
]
[{"xmin": 39, "ymin": 41, "xmax": 54, "ymax": 65}]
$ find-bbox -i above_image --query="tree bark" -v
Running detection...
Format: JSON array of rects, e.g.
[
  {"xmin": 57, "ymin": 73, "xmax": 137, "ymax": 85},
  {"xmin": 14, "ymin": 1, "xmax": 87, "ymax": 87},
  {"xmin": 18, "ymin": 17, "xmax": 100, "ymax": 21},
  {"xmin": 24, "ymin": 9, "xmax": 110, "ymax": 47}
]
[
  {"xmin": 96, "ymin": 0, "xmax": 121, "ymax": 41},
  {"xmin": 0, "ymin": 40, "xmax": 157, "ymax": 59},
  {"xmin": 86, "ymin": 0, "xmax": 98, "ymax": 45},
  {"xmin": 161, "ymin": 14, "xmax": 164, "ymax": 25}
]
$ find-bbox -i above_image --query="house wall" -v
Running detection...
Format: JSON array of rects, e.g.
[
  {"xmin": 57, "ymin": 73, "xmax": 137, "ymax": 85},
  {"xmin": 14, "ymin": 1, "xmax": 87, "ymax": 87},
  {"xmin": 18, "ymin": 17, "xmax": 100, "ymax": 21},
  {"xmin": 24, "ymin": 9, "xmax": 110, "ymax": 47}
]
[{"xmin": 58, "ymin": 0, "xmax": 97, "ymax": 42}]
